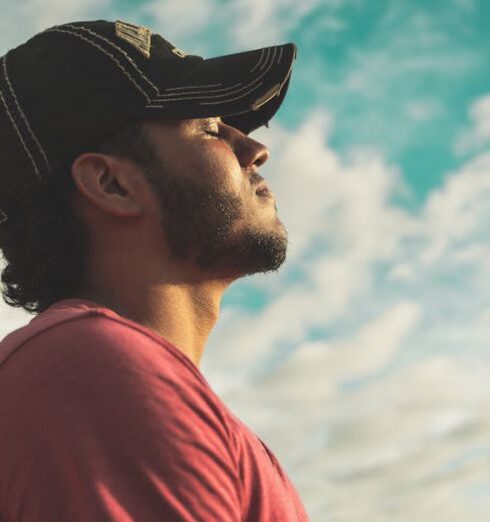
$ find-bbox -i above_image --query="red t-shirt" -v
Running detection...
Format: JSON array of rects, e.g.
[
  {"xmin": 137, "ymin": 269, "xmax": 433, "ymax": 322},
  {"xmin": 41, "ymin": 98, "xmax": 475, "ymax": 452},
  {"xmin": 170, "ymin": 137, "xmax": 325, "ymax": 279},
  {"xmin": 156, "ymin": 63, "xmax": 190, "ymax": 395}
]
[{"xmin": 0, "ymin": 299, "xmax": 309, "ymax": 521}]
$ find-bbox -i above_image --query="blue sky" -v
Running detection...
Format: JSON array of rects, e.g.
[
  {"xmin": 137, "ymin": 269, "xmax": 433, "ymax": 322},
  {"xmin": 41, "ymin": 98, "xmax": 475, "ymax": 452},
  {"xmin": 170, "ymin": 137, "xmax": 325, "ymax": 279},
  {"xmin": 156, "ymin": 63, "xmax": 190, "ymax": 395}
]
[{"xmin": 1, "ymin": 1, "xmax": 490, "ymax": 520}]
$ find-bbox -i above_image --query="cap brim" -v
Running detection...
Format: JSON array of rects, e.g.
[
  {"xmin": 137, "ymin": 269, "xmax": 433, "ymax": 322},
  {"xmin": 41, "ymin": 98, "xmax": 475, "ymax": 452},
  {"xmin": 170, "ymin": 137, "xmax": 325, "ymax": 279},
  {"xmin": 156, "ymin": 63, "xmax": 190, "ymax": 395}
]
[{"xmin": 139, "ymin": 43, "xmax": 297, "ymax": 134}]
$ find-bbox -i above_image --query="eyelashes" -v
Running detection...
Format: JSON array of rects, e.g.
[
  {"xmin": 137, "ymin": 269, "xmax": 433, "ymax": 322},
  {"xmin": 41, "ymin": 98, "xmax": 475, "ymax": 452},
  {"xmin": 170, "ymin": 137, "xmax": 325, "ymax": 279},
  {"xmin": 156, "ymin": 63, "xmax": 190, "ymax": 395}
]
[{"xmin": 204, "ymin": 128, "xmax": 222, "ymax": 138}]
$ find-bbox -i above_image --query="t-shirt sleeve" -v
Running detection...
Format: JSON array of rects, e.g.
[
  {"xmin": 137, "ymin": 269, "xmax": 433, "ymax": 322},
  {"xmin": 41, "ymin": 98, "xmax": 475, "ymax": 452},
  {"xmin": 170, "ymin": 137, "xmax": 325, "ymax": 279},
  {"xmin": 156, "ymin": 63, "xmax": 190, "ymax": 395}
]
[{"xmin": 0, "ymin": 315, "xmax": 242, "ymax": 521}]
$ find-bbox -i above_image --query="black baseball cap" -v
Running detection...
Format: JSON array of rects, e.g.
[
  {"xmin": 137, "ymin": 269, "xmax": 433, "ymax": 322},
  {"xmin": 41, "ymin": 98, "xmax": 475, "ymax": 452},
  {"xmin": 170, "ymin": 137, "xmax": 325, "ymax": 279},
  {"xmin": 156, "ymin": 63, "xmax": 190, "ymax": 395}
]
[{"xmin": 0, "ymin": 19, "xmax": 297, "ymax": 224}]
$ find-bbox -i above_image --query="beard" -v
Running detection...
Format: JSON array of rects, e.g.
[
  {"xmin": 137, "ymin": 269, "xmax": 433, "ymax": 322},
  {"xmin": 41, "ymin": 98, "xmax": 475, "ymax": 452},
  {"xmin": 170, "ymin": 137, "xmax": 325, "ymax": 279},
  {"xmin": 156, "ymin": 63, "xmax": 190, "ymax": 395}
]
[{"xmin": 143, "ymin": 163, "xmax": 288, "ymax": 279}]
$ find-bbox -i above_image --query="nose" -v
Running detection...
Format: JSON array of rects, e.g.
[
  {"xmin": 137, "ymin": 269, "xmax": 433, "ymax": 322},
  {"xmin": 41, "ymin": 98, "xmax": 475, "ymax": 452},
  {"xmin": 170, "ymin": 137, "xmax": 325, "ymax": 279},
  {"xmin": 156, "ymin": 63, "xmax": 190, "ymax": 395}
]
[{"xmin": 235, "ymin": 134, "xmax": 270, "ymax": 170}]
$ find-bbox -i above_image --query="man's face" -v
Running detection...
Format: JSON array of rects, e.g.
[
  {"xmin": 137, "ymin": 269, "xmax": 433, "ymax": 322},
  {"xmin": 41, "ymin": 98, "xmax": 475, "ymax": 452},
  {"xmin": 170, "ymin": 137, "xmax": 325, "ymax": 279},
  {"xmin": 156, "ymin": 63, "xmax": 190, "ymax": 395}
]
[{"xmin": 139, "ymin": 117, "xmax": 288, "ymax": 279}]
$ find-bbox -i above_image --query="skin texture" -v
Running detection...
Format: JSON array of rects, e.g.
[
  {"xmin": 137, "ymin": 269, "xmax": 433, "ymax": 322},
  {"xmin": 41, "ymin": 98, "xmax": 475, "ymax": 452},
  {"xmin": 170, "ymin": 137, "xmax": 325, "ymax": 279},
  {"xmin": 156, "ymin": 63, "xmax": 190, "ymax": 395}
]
[{"xmin": 71, "ymin": 117, "xmax": 288, "ymax": 367}]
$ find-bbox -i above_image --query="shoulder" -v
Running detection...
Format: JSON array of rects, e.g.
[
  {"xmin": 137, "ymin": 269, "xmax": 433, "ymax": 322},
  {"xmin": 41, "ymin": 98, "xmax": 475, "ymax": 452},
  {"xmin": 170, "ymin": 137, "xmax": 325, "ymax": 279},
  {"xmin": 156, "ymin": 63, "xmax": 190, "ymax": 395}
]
[
  {"xmin": 1, "ymin": 303, "xmax": 199, "ymax": 386},
  {"xmin": 0, "ymin": 303, "xmax": 233, "ymax": 441},
  {"xmin": 0, "ymin": 306, "xmax": 243, "ymax": 521}
]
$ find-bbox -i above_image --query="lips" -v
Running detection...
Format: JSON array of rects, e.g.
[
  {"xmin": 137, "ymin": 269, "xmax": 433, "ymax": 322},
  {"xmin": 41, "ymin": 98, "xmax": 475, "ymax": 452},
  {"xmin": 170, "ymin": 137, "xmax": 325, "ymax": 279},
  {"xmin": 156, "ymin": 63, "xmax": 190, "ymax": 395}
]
[
  {"xmin": 255, "ymin": 182, "xmax": 273, "ymax": 197},
  {"xmin": 256, "ymin": 189, "xmax": 273, "ymax": 199}
]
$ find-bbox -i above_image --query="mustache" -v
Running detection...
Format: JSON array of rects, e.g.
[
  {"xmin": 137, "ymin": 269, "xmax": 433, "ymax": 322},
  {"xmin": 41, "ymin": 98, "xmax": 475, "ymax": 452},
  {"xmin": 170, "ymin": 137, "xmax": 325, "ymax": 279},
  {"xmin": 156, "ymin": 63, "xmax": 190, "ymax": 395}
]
[{"xmin": 249, "ymin": 171, "xmax": 265, "ymax": 187}]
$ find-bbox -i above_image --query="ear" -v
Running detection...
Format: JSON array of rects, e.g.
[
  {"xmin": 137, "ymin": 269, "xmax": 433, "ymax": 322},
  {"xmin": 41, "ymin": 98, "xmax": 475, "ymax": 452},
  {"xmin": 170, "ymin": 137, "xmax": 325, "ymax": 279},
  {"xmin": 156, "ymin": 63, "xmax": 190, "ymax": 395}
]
[{"xmin": 71, "ymin": 153, "xmax": 144, "ymax": 218}]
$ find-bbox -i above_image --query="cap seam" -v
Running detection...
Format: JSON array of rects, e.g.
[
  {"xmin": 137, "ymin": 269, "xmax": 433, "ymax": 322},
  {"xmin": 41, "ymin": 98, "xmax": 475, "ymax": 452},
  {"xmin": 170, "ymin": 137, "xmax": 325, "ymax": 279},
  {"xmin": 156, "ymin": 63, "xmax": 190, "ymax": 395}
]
[
  {"xmin": 0, "ymin": 85, "xmax": 41, "ymax": 180},
  {"xmin": 276, "ymin": 45, "xmax": 284, "ymax": 66},
  {"xmin": 46, "ymin": 28, "xmax": 153, "ymax": 104},
  {"xmin": 2, "ymin": 54, "xmax": 52, "ymax": 177},
  {"xmin": 250, "ymin": 48, "xmax": 266, "ymax": 73},
  {"xmin": 157, "ymin": 83, "xmax": 243, "ymax": 98},
  {"xmin": 0, "ymin": 55, "xmax": 50, "ymax": 180},
  {"xmin": 165, "ymin": 82, "xmax": 222, "ymax": 91},
  {"xmin": 258, "ymin": 47, "xmax": 272, "ymax": 71},
  {"xmin": 201, "ymin": 82, "xmax": 263, "ymax": 106},
  {"xmin": 64, "ymin": 24, "xmax": 159, "ymax": 95}
]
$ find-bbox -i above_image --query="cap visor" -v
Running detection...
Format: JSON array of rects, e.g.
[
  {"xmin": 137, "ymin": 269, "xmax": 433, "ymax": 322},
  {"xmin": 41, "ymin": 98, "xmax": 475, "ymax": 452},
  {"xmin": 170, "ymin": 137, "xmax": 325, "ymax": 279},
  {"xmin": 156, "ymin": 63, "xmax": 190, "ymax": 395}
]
[{"xmin": 140, "ymin": 42, "xmax": 297, "ymax": 134}]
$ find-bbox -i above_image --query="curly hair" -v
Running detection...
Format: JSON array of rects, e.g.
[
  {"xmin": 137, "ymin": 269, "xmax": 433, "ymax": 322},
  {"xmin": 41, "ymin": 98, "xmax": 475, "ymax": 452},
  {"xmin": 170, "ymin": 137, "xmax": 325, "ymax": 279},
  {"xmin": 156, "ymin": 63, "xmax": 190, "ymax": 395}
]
[{"xmin": 0, "ymin": 119, "xmax": 158, "ymax": 314}]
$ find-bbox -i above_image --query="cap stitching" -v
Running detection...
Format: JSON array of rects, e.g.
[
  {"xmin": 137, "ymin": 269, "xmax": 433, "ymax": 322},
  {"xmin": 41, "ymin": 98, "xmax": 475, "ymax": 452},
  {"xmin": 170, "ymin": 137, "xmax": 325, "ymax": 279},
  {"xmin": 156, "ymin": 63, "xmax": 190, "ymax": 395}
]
[
  {"xmin": 259, "ymin": 47, "xmax": 272, "ymax": 71},
  {"xmin": 158, "ymin": 83, "xmax": 242, "ymax": 97},
  {"xmin": 0, "ymin": 86, "xmax": 41, "ymax": 180},
  {"xmin": 46, "ymin": 28, "xmax": 152, "ymax": 104},
  {"xmin": 154, "ymin": 47, "xmax": 278, "ymax": 100},
  {"xmin": 155, "ymin": 83, "xmax": 244, "ymax": 99},
  {"xmin": 64, "ymin": 24, "xmax": 159, "ymax": 95},
  {"xmin": 276, "ymin": 45, "xmax": 283, "ymax": 65},
  {"xmin": 146, "ymin": 46, "xmax": 277, "ymax": 105},
  {"xmin": 2, "ymin": 55, "xmax": 52, "ymax": 176},
  {"xmin": 146, "ymin": 82, "xmax": 264, "ymax": 108},
  {"xmin": 165, "ymin": 83, "xmax": 222, "ymax": 91},
  {"xmin": 200, "ymin": 82, "xmax": 263, "ymax": 105},
  {"xmin": 250, "ymin": 48, "xmax": 266, "ymax": 73}
]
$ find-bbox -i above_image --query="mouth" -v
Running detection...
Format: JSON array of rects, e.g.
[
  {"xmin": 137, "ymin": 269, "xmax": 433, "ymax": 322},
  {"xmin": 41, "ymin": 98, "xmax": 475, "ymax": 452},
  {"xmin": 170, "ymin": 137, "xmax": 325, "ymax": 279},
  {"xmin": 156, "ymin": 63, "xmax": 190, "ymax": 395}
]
[
  {"xmin": 255, "ymin": 187, "xmax": 274, "ymax": 199},
  {"xmin": 255, "ymin": 181, "xmax": 274, "ymax": 199}
]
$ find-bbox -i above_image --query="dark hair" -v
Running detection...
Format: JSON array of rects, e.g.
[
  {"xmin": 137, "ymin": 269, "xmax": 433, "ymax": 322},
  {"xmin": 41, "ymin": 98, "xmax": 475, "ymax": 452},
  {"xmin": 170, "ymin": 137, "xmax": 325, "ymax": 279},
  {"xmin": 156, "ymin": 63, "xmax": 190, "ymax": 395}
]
[{"xmin": 0, "ymin": 120, "xmax": 157, "ymax": 314}]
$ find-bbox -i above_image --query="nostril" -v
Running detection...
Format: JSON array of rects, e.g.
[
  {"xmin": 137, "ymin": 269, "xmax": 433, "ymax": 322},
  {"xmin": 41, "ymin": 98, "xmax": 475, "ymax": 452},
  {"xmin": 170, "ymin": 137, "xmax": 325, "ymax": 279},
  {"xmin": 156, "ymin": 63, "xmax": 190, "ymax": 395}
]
[{"xmin": 254, "ymin": 145, "xmax": 270, "ymax": 168}]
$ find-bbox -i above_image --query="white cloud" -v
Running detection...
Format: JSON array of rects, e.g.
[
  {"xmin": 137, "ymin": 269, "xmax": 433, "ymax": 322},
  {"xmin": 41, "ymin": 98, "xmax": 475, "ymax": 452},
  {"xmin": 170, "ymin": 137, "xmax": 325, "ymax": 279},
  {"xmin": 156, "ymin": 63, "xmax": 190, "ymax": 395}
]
[
  {"xmin": 229, "ymin": 0, "xmax": 324, "ymax": 47},
  {"xmin": 327, "ymin": 300, "xmax": 422, "ymax": 379},
  {"xmin": 316, "ymin": 356, "xmax": 490, "ymax": 521},
  {"xmin": 419, "ymin": 152, "xmax": 490, "ymax": 267},
  {"xmin": 387, "ymin": 262, "xmax": 416, "ymax": 282},
  {"xmin": 0, "ymin": 0, "xmax": 111, "ymax": 52},
  {"xmin": 406, "ymin": 98, "xmax": 444, "ymax": 122},
  {"xmin": 142, "ymin": 0, "xmax": 214, "ymax": 45},
  {"xmin": 141, "ymin": 0, "xmax": 328, "ymax": 53},
  {"xmin": 455, "ymin": 93, "xmax": 490, "ymax": 155},
  {"xmin": 0, "ymin": 258, "xmax": 35, "ymax": 339}
]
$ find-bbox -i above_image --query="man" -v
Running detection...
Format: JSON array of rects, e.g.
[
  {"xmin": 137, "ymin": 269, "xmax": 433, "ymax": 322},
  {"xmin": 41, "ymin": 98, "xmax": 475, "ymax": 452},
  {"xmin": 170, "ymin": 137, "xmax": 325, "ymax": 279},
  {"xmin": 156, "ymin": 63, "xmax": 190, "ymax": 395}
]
[{"xmin": 0, "ymin": 19, "xmax": 308, "ymax": 521}]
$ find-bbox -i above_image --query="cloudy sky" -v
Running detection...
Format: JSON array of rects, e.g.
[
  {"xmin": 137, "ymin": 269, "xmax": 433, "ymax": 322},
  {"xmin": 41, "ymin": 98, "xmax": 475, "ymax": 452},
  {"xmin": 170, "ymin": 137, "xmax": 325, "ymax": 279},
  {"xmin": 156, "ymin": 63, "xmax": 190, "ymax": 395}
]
[{"xmin": 1, "ymin": 0, "xmax": 490, "ymax": 520}]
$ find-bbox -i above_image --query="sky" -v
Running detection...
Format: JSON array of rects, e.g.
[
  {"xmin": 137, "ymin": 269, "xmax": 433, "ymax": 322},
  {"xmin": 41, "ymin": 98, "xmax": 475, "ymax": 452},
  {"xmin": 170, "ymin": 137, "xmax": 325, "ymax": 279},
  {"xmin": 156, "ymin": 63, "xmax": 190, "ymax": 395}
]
[{"xmin": 1, "ymin": 0, "xmax": 490, "ymax": 520}]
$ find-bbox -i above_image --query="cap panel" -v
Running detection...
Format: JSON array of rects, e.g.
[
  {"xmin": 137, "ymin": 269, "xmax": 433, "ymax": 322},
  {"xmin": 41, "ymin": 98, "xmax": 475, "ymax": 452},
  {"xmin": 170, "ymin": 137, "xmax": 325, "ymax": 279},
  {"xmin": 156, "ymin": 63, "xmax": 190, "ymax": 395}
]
[
  {"xmin": 9, "ymin": 27, "xmax": 154, "ymax": 177},
  {"xmin": 59, "ymin": 22, "xmax": 204, "ymax": 97},
  {"xmin": 44, "ymin": 26, "xmax": 155, "ymax": 103}
]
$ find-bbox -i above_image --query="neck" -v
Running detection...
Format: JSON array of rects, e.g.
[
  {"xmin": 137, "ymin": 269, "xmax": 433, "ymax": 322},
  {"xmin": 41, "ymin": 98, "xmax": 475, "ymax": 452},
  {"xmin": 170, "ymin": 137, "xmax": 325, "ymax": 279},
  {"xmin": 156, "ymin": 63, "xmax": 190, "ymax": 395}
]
[{"xmin": 78, "ymin": 274, "xmax": 228, "ymax": 368}]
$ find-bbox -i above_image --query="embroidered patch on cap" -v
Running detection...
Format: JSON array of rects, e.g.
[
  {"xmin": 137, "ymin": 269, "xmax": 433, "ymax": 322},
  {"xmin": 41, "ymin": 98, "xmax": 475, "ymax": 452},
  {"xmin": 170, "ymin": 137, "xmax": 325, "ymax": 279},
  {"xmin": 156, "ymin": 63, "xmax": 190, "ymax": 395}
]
[
  {"xmin": 115, "ymin": 20, "xmax": 152, "ymax": 59},
  {"xmin": 251, "ymin": 83, "xmax": 281, "ymax": 111}
]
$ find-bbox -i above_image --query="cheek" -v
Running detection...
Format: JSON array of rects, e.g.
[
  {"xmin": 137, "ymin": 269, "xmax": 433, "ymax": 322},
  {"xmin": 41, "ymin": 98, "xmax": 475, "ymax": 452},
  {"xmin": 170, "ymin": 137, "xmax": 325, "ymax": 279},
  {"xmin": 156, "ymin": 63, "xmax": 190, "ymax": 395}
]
[{"xmin": 193, "ymin": 146, "xmax": 242, "ymax": 192}]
